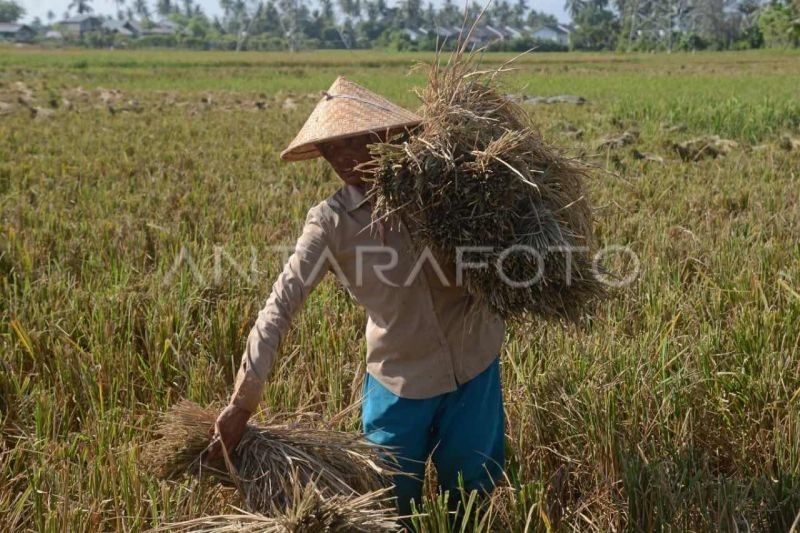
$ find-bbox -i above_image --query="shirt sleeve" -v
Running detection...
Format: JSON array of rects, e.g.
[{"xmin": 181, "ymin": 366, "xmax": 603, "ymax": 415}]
[{"xmin": 230, "ymin": 205, "xmax": 332, "ymax": 412}]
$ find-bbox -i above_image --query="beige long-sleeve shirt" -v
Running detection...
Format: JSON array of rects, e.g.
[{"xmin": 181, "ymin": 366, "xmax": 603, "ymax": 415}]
[{"xmin": 230, "ymin": 184, "xmax": 505, "ymax": 412}]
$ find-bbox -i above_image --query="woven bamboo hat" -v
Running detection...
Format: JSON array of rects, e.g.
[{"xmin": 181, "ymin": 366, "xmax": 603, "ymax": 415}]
[{"xmin": 280, "ymin": 76, "xmax": 422, "ymax": 162}]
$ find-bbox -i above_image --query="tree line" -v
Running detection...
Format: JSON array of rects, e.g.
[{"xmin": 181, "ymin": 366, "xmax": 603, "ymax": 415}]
[
  {"xmin": 576, "ymin": 0, "xmax": 800, "ymax": 50},
  {"xmin": 2, "ymin": 0, "xmax": 798, "ymax": 50}
]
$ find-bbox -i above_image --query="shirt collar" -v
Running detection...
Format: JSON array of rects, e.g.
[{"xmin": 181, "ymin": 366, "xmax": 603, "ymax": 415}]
[{"xmin": 340, "ymin": 184, "xmax": 370, "ymax": 213}]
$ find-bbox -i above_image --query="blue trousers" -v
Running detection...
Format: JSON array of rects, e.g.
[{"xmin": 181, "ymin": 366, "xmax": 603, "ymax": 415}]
[{"xmin": 362, "ymin": 358, "xmax": 505, "ymax": 516}]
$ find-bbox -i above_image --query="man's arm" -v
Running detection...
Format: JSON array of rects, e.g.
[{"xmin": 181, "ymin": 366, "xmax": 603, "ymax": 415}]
[{"xmin": 206, "ymin": 206, "xmax": 331, "ymax": 459}]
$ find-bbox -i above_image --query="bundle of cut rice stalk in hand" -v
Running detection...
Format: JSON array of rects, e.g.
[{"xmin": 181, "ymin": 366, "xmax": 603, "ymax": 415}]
[
  {"xmin": 368, "ymin": 44, "xmax": 605, "ymax": 321},
  {"xmin": 142, "ymin": 400, "xmax": 398, "ymax": 532}
]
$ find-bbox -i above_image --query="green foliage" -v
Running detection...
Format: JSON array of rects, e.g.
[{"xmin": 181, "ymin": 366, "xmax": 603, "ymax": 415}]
[
  {"xmin": 0, "ymin": 0, "xmax": 24, "ymax": 23},
  {"xmin": 759, "ymin": 2, "xmax": 800, "ymax": 48},
  {"xmin": 69, "ymin": 0, "xmax": 94, "ymax": 15},
  {"xmin": 528, "ymin": 9, "xmax": 559, "ymax": 27},
  {"xmin": 373, "ymin": 31, "xmax": 569, "ymax": 53},
  {"xmin": 675, "ymin": 32, "xmax": 710, "ymax": 51},
  {"xmin": 734, "ymin": 25, "xmax": 765, "ymax": 50},
  {"xmin": 571, "ymin": 3, "xmax": 619, "ymax": 50},
  {"xmin": 132, "ymin": 34, "xmax": 179, "ymax": 48},
  {"xmin": 383, "ymin": 29, "xmax": 417, "ymax": 51},
  {"xmin": 486, "ymin": 37, "xmax": 569, "ymax": 52},
  {"xmin": 81, "ymin": 30, "xmax": 114, "ymax": 48}
]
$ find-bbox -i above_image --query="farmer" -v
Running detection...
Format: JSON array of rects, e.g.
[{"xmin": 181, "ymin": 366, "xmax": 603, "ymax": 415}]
[{"xmin": 206, "ymin": 77, "xmax": 506, "ymax": 518}]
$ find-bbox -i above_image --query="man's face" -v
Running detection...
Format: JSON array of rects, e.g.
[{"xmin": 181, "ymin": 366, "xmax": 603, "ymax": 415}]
[{"xmin": 316, "ymin": 132, "xmax": 384, "ymax": 186}]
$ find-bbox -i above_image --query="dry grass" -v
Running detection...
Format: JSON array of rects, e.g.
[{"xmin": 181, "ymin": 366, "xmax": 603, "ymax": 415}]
[
  {"xmin": 156, "ymin": 484, "xmax": 398, "ymax": 532},
  {"xmin": 2, "ymin": 48, "xmax": 800, "ymax": 532},
  {"xmin": 368, "ymin": 46, "xmax": 603, "ymax": 321},
  {"xmin": 142, "ymin": 401, "xmax": 396, "ymax": 514}
]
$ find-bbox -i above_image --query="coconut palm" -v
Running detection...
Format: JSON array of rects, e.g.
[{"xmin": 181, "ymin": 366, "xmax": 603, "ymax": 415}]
[
  {"xmin": 133, "ymin": 0, "xmax": 150, "ymax": 19},
  {"xmin": 157, "ymin": 0, "xmax": 172, "ymax": 16},
  {"xmin": 220, "ymin": 0, "xmax": 233, "ymax": 19},
  {"xmin": 564, "ymin": 0, "xmax": 586, "ymax": 19},
  {"xmin": 319, "ymin": 0, "xmax": 334, "ymax": 21},
  {"xmin": 513, "ymin": 0, "xmax": 528, "ymax": 26},
  {"xmin": 339, "ymin": 0, "xmax": 361, "ymax": 19},
  {"xmin": 114, "ymin": 0, "xmax": 127, "ymax": 19},
  {"xmin": 68, "ymin": 0, "xmax": 94, "ymax": 14}
]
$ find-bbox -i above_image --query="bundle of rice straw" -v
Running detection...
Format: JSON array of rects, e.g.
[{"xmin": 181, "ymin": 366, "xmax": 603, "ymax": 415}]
[
  {"xmin": 158, "ymin": 483, "xmax": 398, "ymax": 532},
  {"xmin": 367, "ymin": 38, "xmax": 604, "ymax": 321},
  {"xmin": 141, "ymin": 401, "xmax": 396, "ymax": 514}
]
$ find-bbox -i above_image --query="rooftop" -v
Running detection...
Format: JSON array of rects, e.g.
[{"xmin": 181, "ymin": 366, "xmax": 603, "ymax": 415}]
[
  {"xmin": 0, "ymin": 23, "xmax": 31, "ymax": 33},
  {"xmin": 62, "ymin": 14, "xmax": 101, "ymax": 24}
]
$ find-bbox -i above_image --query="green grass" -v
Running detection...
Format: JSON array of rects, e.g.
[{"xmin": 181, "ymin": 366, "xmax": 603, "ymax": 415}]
[{"xmin": 1, "ymin": 47, "xmax": 800, "ymax": 531}]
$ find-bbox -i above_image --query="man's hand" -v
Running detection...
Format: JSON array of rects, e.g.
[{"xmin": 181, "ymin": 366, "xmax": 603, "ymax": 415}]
[{"xmin": 204, "ymin": 403, "xmax": 251, "ymax": 462}]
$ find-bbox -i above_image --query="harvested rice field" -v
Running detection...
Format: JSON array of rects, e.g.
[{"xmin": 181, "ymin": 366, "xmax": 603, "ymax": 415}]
[{"xmin": 1, "ymin": 47, "xmax": 800, "ymax": 531}]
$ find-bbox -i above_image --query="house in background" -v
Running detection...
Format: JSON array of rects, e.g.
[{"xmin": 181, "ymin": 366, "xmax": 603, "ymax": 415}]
[
  {"xmin": 56, "ymin": 15, "xmax": 175, "ymax": 39},
  {"xmin": 374, "ymin": 23, "xmax": 573, "ymax": 49},
  {"xmin": 101, "ymin": 19, "xmax": 140, "ymax": 37},
  {"xmin": 401, "ymin": 24, "xmax": 561, "ymax": 47},
  {"xmin": 142, "ymin": 20, "xmax": 179, "ymax": 36},
  {"xmin": 59, "ymin": 15, "xmax": 103, "ymax": 38},
  {"xmin": 0, "ymin": 23, "xmax": 36, "ymax": 43},
  {"xmin": 530, "ymin": 24, "xmax": 571, "ymax": 46},
  {"xmin": 503, "ymin": 26, "xmax": 526, "ymax": 39},
  {"xmin": 483, "ymin": 24, "xmax": 509, "ymax": 41},
  {"xmin": 401, "ymin": 27, "xmax": 424, "ymax": 42}
]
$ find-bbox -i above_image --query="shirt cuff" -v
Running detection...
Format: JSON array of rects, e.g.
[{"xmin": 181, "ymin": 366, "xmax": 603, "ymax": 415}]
[{"xmin": 230, "ymin": 366, "xmax": 264, "ymax": 413}]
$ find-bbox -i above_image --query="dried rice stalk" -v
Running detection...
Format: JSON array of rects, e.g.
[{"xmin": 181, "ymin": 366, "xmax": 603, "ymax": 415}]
[
  {"xmin": 156, "ymin": 484, "xmax": 399, "ymax": 532},
  {"xmin": 368, "ymin": 44, "xmax": 604, "ymax": 321},
  {"xmin": 141, "ymin": 401, "xmax": 396, "ymax": 513}
]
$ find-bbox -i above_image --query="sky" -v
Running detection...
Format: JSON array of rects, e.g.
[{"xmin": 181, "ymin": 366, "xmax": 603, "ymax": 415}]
[{"xmin": 19, "ymin": 0, "xmax": 569, "ymax": 24}]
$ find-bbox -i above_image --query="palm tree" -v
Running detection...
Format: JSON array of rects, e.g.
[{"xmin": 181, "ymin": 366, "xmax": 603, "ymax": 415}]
[
  {"xmin": 338, "ymin": 0, "xmax": 360, "ymax": 19},
  {"xmin": 157, "ymin": 0, "xmax": 172, "ymax": 17},
  {"xmin": 493, "ymin": 0, "xmax": 513, "ymax": 26},
  {"xmin": 438, "ymin": 0, "xmax": 460, "ymax": 27},
  {"xmin": 402, "ymin": 0, "xmax": 421, "ymax": 27},
  {"xmin": 319, "ymin": 0, "xmax": 334, "ymax": 22},
  {"xmin": 133, "ymin": 0, "xmax": 150, "ymax": 20},
  {"xmin": 564, "ymin": 0, "xmax": 587, "ymax": 19},
  {"xmin": 114, "ymin": 0, "xmax": 127, "ymax": 19},
  {"xmin": 513, "ymin": 0, "xmax": 527, "ymax": 26},
  {"xmin": 425, "ymin": 1, "xmax": 435, "ymax": 27},
  {"xmin": 68, "ymin": 0, "xmax": 94, "ymax": 14},
  {"xmin": 220, "ymin": 0, "xmax": 233, "ymax": 19}
]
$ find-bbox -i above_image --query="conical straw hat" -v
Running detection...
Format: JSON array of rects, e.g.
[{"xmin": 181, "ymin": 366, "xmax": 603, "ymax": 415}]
[{"xmin": 280, "ymin": 76, "xmax": 422, "ymax": 162}]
